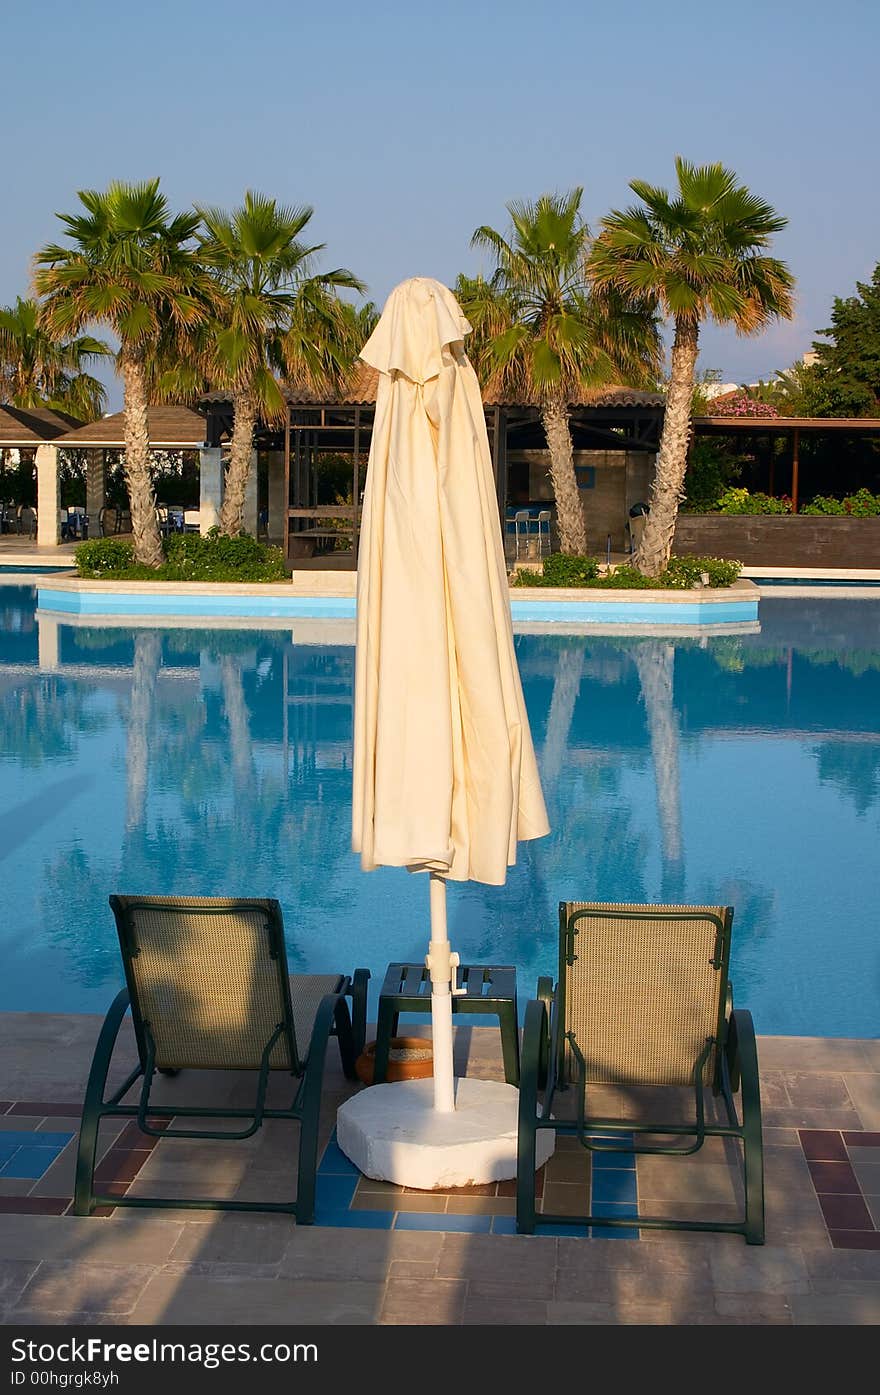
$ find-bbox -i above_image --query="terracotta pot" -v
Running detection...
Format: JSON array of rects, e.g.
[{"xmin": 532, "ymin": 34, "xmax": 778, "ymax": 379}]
[{"xmin": 355, "ymin": 1036, "xmax": 434, "ymax": 1085}]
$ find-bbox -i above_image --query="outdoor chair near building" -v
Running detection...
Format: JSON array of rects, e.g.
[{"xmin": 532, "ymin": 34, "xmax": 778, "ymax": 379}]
[
  {"xmin": 516, "ymin": 901, "xmax": 764, "ymax": 1244},
  {"xmin": 73, "ymin": 895, "xmax": 369, "ymax": 1222},
  {"xmin": 17, "ymin": 504, "xmax": 37, "ymax": 538}
]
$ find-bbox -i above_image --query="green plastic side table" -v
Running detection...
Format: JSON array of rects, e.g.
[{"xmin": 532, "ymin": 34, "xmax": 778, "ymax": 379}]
[{"xmin": 373, "ymin": 962, "xmax": 519, "ymax": 1086}]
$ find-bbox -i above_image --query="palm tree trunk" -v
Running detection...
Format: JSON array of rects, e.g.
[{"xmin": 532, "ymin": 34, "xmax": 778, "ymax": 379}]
[
  {"xmin": 634, "ymin": 319, "xmax": 700, "ymax": 578},
  {"xmin": 219, "ymin": 390, "xmax": 256, "ymax": 536},
  {"xmin": 125, "ymin": 630, "xmax": 161, "ymax": 830},
  {"xmin": 633, "ymin": 640, "xmax": 684, "ymax": 899},
  {"xmin": 540, "ymin": 395, "xmax": 587, "ymax": 555},
  {"xmin": 120, "ymin": 352, "xmax": 163, "ymax": 567}
]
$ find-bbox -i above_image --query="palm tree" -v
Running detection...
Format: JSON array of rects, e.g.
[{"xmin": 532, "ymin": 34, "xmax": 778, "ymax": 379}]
[
  {"xmin": 35, "ymin": 179, "xmax": 216, "ymax": 567},
  {"xmin": 195, "ymin": 192, "xmax": 365, "ymax": 536},
  {"xmin": 0, "ymin": 296, "xmax": 109, "ymax": 419},
  {"xmin": 464, "ymin": 190, "xmax": 661, "ymax": 554},
  {"xmin": 590, "ymin": 158, "xmax": 794, "ymax": 576}
]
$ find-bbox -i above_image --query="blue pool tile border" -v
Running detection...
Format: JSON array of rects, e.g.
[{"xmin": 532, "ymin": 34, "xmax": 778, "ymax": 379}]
[{"xmin": 37, "ymin": 586, "xmax": 758, "ymax": 628}]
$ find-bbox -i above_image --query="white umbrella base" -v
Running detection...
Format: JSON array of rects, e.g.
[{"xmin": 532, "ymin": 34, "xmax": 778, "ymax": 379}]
[{"xmin": 336, "ymin": 1078, "xmax": 555, "ymax": 1190}]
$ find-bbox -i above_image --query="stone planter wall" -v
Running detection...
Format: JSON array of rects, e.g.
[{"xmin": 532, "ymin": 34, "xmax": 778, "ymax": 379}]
[{"xmin": 672, "ymin": 515, "xmax": 880, "ymax": 567}]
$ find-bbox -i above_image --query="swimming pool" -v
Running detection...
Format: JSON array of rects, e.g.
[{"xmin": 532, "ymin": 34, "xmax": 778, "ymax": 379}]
[{"xmin": 1, "ymin": 585, "xmax": 878, "ymax": 1037}]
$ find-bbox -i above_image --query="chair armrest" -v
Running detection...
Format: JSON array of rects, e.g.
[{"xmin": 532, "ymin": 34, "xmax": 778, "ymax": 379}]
[{"xmin": 348, "ymin": 968, "xmax": 370, "ymax": 1058}]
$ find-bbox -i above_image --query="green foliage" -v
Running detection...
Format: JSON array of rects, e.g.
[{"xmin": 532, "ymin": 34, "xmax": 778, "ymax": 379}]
[
  {"xmin": 76, "ymin": 529, "xmax": 287, "ymax": 581},
  {"xmin": 801, "ymin": 489, "xmax": 880, "ymax": 517},
  {"xmin": 513, "ymin": 552, "xmax": 600, "ymax": 587},
  {"xmin": 513, "ymin": 553, "xmax": 740, "ymax": 589},
  {"xmin": 460, "ymin": 190, "xmax": 661, "ymax": 403},
  {"xmin": 683, "ymin": 438, "xmax": 740, "ymax": 511},
  {"xmin": 661, "ymin": 555, "xmax": 741, "ymax": 588},
  {"xmin": 0, "ymin": 296, "xmax": 109, "ymax": 419},
  {"xmin": 75, "ymin": 538, "xmax": 135, "ymax": 575},
  {"xmin": 810, "ymin": 264, "xmax": 880, "ymax": 417},
  {"xmin": 717, "ymin": 487, "xmax": 791, "ymax": 515},
  {"xmin": 590, "ymin": 158, "xmax": 794, "ymax": 337}
]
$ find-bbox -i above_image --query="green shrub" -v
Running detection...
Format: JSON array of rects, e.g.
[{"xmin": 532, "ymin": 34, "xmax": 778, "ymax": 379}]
[
  {"xmin": 801, "ymin": 489, "xmax": 880, "ymax": 516},
  {"xmin": 660, "ymin": 555, "xmax": 742, "ymax": 588},
  {"xmin": 717, "ymin": 487, "xmax": 791, "ymax": 515},
  {"xmin": 75, "ymin": 538, "xmax": 135, "ymax": 575},
  {"xmin": 513, "ymin": 553, "xmax": 741, "ymax": 590},
  {"xmin": 76, "ymin": 529, "xmax": 287, "ymax": 582},
  {"xmin": 512, "ymin": 553, "xmax": 600, "ymax": 587}
]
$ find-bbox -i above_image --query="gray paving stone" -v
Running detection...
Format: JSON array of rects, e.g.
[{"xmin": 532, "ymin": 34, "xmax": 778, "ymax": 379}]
[
  {"xmin": 130, "ymin": 1273, "xmax": 384, "ymax": 1324},
  {"xmin": 436, "ymin": 1233, "xmax": 558, "ymax": 1287},
  {"xmin": 710, "ymin": 1244, "xmax": 810, "ymax": 1295},
  {"xmin": 791, "ymin": 1291, "xmax": 880, "ymax": 1324},
  {"xmin": 14, "ymin": 1261, "xmax": 154, "ymax": 1316},
  {"xmin": 0, "ymin": 1213, "xmax": 184, "ymax": 1263},
  {"xmin": 380, "ymin": 1278, "xmax": 466, "ymax": 1324},
  {"xmin": 0, "ymin": 1260, "xmax": 39, "ymax": 1309},
  {"xmin": 169, "ymin": 1217, "xmax": 294, "ymax": 1266},
  {"xmin": 281, "ymin": 1226, "xmax": 441, "ymax": 1282}
]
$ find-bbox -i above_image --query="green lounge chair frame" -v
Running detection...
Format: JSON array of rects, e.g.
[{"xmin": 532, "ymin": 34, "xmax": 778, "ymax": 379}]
[
  {"xmin": 517, "ymin": 902, "xmax": 764, "ymax": 1244},
  {"xmin": 74, "ymin": 895, "xmax": 370, "ymax": 1222}
]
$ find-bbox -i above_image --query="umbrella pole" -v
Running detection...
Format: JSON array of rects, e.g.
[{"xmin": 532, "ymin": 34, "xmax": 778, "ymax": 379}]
[{"xmin": 426, "ymin": 872, "xmax": 456, "ymax": 1113}]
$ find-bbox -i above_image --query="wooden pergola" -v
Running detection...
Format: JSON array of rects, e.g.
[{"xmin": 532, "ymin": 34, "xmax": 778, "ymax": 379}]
[{"xmin": 692, "ymin": 416, "xmax": 880, "ymax": 512}]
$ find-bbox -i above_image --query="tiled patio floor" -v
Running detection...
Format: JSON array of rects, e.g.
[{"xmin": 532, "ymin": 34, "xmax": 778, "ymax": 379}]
[{"xmin": 0, "ymin": 1012, "xmax": 878, "ymax": 1325}]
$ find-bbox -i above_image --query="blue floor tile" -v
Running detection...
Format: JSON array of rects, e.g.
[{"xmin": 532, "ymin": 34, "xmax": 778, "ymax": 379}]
[
  {"xmin": 314, "ymin": 1208, "xmax": 394, "ymax": 1229},
  {"xmin": 590, "ymin": 1149, "xmax": 636, "ymax": 1171},
  {"xmin": 591, "ymin": 1170, "xmax": 639, "ymax": 1205},
  {"xmin": 533, "ymin": 1222, "xmax": 590, "ymax": 1237},
  {"xmin": 490, "ymin": 1216, "xmax": 520, "ymax": 1235},
  {"xmin": 318, "ymin": 1141, "xmax": 361, "ymax": 1177},
  {"xmin": 0, "ymin": 1144, "xmax": 65, "ymax": 1179},
  {"xmin": 314, "ymin": 1174, "xmax": 359, "ymax": 1208},
  {"xmin": 590, "ymin": 1200, "xmax": 639, "ymax": 1220},
  {"xmin": 0, "ymin": 1143, "xmax": 19, "ymax": 1165},
  {"xmin": 394, "ymin": 1212, "xmax": 492, "ymax": 1233},
  {"xmin": 31, "ymin": 1131, "xmax": 75, "ymax": 1148}
]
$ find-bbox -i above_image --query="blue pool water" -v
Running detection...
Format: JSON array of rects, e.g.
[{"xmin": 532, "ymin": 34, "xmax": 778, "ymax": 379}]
[{"xmin": 1, "ymin": 585, "xmax": 879, "ymax": 1038}]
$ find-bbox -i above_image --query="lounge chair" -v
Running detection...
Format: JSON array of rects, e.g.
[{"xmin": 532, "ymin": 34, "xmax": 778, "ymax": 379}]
[
  {"xmin": 516, "ymin": 901, "xmax": 763, "ymax": 1243},
  {"xmin": 74, "ymin": 895, "xmax": 369, "ymax": 1221}
]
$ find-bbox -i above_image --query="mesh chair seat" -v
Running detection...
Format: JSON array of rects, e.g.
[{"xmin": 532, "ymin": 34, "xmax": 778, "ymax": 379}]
[
  {"xmin": 290, "ymin": 974, "xmax": 346, "ymax": 1065},
  {"xmin": 561, "ymin": 902, "xmax": 729, "ymax": 1087}
]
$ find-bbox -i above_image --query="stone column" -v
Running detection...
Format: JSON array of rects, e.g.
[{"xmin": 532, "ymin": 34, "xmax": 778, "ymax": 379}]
[
  {"xmin": 243, "ymin": 448, "xmax": 259, "ymax": 536},
  {"xmin": 265, "ymin": 449, "xmax": 286, "ymax": 546},
  {"xmin": 36, "ymin": 444, "xmax": 60, "ymax": 547},
  {"xmin": 85, "ymin": 449, "xmax": 106, "ymax": 536},
  {"xmin": 199, "ymin": 446, "xmax": 223, "ymax": 534}
]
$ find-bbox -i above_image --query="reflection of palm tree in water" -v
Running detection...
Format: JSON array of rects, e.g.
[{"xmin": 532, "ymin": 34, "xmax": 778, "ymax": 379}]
[
  {"xmin": 633, "ymin": 640, "xmax": 684, "ymax": 901},
  {"xmin": 125, "ymin": 631, "xmax": 161, "ymax": 831},
  {"xmin": 542, "ymin": 642, "xmax": 585, "ymax": 787},
  {"xmin": 220, "ymin": 654, "xmax": 255, "ymax": 793}
]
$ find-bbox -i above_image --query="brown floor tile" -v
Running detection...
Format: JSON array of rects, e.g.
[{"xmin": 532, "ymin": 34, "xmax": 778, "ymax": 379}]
[
  {"xmin": 806, "ymin": 1160, "xmax": 860, "ymax": 1193},
  {"xmin": 434, "ymin": 1181, "xmax": 498, "ymax": 1196},
  {"xmin": 843, "ymin": 1131, "xmax": 880, "ymax": 1147},
  {"xmin": 817, "ymin": 1193, "xmax": 874, "ymax": 1231},
  {"xmin": 446, "ymin": 1195, "xmax": 515, "ymax": 1217},
  {"xmin": 829, "ymin": 1230, "xmax": 880, "ymax": 1251},
  {"xmin": 0, "ymin": 1198, "xmax": 70, "ymax": 1215},
  {"xmin": 8, "ymin": 1103, "xmax": 80, "ymax": 1117},
  {"xmin": 94, "ymin": 1150, "xmax": 152, "ymax": 1185},
  {"xmin": 798, "ymin": 1129, "xmax": 847, "ymax": 1161},
  {"xmin": 541, "ymin": 1182, "xmax": 590, "ymax": 1217},
  {"xmin": 355, "ymin": 1178, "xmax": 405, "ymax": 1198},
  {"xmin": 544, "ymin": 1151, "xmax": 592, "ymax": 1185},
  {"xmin": 352, "ymin": 1191, "xmax": 446, "ymax": 1213}
]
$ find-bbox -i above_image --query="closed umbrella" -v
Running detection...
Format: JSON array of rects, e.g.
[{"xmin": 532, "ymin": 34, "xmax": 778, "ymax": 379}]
[{"xmin": 351, "ymin": 277, "xmax": 549, "ymax": 1114}]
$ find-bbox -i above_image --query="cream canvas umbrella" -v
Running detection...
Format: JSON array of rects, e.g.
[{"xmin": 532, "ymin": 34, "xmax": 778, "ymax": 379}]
[{"xmin": 350, "ymin": 277, "xmax": 550, "ymax": 1122}]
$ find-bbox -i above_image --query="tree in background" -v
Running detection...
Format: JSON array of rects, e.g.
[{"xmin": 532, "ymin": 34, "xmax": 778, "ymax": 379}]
[
  {"xmin": 0, "ymin": 296, "xmax": 109, "ymax": 420},
  {"xmin": 590, "ymin": 158, "xmax": 794, "ymax": 575},
  {"xmin": 809, "ymin": 264, "xmax": 880, "ymax": 417},
  {"xmin": 196, "ymin": 192, "xmax": 365, "ymax": 536},
  {"xmin": 35, "ymin": 179, "xmax": 216, "ymax": 567},
  {"xmin": 463, "ymin": 190, "xmax": 661, "ymax": 554}
]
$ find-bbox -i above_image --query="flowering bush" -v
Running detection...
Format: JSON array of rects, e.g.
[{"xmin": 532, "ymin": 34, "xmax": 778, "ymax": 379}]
[
  {"xmin": 711, "ymin": 393, "xmax": 780, "ymax": 419},
  {"xmin": 716, "ymin": 488, "xmax": 792, "ymax": 515}
]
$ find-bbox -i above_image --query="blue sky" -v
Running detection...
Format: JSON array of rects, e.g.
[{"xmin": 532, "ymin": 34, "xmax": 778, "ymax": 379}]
[{"xmin": 2, "ymin": 0, "xmax": 877, "ymax": 406}]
